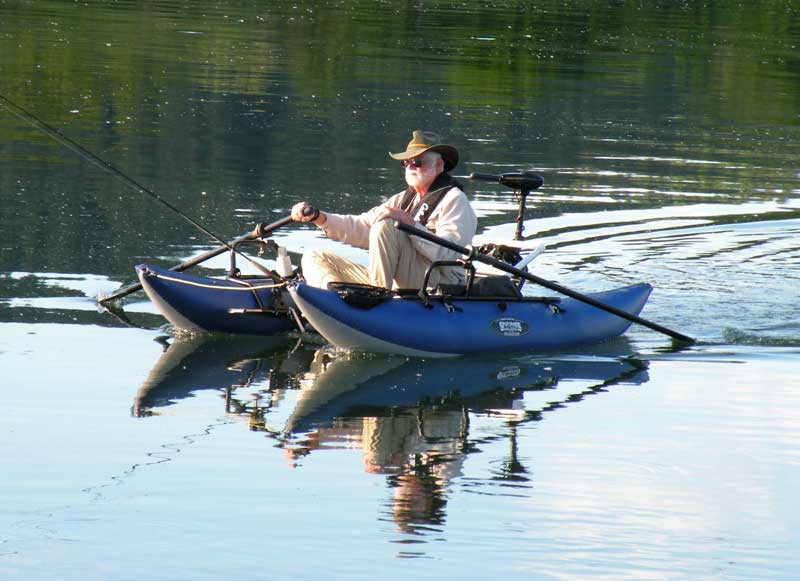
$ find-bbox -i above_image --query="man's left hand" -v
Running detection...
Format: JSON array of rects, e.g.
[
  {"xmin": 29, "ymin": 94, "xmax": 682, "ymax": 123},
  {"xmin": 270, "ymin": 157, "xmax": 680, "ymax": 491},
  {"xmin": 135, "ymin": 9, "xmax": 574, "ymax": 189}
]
[{"xmin": 374, "ymin": 207, "xmax": 415, "ymax": 226}]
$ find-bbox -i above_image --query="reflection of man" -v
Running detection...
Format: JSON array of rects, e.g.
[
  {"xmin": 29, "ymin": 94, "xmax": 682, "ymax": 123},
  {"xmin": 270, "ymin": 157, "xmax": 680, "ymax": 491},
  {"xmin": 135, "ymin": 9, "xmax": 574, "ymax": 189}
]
[
  {"xmin": 287, "ymin": 130, "xmax": 478, "ymax": 289},
  {"xmin": 282, "ymin": 349, "xmax": 470, "ymax": 533},
  {"xmin": 284, "ymin": 358, "xmax": 468, "ymax": 532},
  {"xmin": 284, "ymin": 392, "xmax": 467, "ymax": 533},
  {"xmin": 361, "ymin": 409, "xmax": 467, "ymax": 533}
]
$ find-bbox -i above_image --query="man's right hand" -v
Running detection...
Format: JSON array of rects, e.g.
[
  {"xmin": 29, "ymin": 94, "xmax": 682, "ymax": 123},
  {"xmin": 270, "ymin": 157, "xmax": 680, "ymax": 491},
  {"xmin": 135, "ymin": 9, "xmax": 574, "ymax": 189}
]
[{"xmin": 292, "ymin": 202, "xmax": 324, "ymax": 225}]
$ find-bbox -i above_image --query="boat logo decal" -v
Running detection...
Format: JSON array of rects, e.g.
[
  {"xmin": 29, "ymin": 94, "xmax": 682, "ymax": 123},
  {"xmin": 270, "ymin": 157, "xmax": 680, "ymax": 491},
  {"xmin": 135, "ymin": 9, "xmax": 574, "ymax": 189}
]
[
  {"xmin": 495, "ymin": 365, "xmax": 522, "ymax": 380},
  {"xmin": 491, "ymin": 317, "xmax": 529, "ymax": 337}
]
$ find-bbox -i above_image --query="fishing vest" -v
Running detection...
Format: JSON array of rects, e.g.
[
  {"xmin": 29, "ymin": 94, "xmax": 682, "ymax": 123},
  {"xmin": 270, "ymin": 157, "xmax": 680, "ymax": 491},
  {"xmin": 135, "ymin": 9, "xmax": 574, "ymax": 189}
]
[{"xmin": 399, "ymin": 174, "xmax": 464, "ymax": 226}]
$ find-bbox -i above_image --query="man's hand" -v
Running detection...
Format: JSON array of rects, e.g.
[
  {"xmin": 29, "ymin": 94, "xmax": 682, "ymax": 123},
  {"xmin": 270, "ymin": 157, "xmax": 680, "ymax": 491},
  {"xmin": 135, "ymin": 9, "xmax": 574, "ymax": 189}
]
[
  {"xmin": 374, "ymin": 206, "xmax": 415, "ymax": 226},
  {"xmin": 291, "ymin": 202, "xmax": 324, "ymax": 224}
]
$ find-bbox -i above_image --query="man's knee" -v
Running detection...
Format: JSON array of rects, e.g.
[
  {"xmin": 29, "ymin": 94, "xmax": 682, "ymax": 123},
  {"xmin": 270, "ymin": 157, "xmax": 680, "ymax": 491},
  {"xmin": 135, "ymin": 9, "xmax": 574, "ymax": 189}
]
[
  {"xmin": 301, "ymin": 250, "xmax": 326, "ymax": 288},
  {"xmin": 301, "ymin": 249, "xmax": 327, "ymax": 271},
  {"xmin": 370, "ymin": 219, "xmax": 414, "ymax": 254},
  {"xmin": 302, "ymin": 249, "xmax": 370, "ymax": 287},
  {"xmin": 302, "ymin": 249, "xmax": 347, "ymax": 288},
  {"xmin": 369, "ymin": 218, "xmax": 398, "ymax": 244}
]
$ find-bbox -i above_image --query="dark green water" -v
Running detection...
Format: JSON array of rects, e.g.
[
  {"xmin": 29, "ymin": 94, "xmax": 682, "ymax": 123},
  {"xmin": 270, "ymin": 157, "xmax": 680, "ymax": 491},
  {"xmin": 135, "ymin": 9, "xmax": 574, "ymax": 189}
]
[{"xmin": 2, "ymin": 1, "xmax": 800, "ymax": 579}]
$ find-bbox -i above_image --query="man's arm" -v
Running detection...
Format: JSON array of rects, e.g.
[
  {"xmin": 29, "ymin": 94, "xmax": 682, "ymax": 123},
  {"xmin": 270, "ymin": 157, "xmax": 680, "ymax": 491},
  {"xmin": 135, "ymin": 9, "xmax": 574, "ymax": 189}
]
[{"xmin": 318, "ymin": 190, "xmax": 408, "ymax": 248}]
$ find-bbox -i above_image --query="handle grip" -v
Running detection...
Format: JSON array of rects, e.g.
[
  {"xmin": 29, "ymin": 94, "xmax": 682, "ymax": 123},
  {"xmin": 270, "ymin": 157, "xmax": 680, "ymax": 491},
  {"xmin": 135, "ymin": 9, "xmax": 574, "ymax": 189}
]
[{"xmin": 254, "ymin": 205, "xmax": 318, "ymax": 237}]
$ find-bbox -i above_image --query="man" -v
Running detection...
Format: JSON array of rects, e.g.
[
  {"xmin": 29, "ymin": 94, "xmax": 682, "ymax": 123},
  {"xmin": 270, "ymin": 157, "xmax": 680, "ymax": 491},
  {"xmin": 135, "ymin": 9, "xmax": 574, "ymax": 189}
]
[{"xmin": 288, "ymin": 130, "xmax": 477, "ymax": 290}]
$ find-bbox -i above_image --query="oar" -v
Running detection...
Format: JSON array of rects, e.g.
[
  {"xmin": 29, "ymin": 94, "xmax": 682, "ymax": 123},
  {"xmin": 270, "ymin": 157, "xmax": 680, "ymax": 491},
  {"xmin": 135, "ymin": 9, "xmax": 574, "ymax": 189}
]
[
  {"xmin": 98, "ymin": 215, "xmax": 293, "ymax": 304},
  {"xmin": 396, "ymin": 222, "xmax": 695, "ymax": 345}
]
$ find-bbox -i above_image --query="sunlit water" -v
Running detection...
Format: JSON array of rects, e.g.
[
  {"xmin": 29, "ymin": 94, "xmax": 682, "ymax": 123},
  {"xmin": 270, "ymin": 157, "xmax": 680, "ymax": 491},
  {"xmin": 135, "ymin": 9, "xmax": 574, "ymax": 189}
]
[{"xmin": 2, "ymin": 1, "xmax": 800, "ymax": 579}]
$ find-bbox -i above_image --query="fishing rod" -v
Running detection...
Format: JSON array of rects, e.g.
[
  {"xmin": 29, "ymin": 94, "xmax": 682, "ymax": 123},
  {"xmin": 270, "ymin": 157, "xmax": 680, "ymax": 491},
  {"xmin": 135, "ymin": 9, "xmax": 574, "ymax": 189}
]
[
  {"xmin": 0, "ymin": 93, "xmax": 272, "ymax": 296},
  {"xmin": 0, "ymin": 93, "xmax": 231, "ymax": 244}
]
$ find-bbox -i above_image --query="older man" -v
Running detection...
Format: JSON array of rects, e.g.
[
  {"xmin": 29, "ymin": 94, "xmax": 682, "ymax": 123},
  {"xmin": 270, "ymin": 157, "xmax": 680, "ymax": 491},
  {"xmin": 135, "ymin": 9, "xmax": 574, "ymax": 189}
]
[{"xmin": 290, "ymin": 130, "xmax": 477, "ymax": 290}]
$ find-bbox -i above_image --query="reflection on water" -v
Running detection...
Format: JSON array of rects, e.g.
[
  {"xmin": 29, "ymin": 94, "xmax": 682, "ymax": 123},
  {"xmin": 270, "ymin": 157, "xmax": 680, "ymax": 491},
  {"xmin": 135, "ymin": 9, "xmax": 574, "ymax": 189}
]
[
  {"xmin": 134, "ymin": 335, "xmax": 648, "ymax": 537},
  {"xmin": 132, "ymin": 335, "xmax": 311, "ymax": 418},
  {"xmin": 3, "ymin": 0, "xmax": 800, "ymax": 577}
]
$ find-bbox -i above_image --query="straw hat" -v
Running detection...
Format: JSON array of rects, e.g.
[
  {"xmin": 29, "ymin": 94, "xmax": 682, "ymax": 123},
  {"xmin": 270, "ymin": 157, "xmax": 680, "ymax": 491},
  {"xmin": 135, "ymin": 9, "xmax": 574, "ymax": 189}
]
[{"xmin": 389, "ymin": 130, "xmax": 459, "ymax": 172}]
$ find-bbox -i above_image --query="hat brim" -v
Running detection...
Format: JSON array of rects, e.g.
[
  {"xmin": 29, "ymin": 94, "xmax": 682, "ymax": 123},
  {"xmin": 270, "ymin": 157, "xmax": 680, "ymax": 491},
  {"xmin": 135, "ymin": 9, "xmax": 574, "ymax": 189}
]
[{"xmin": 389, "ymin": 144, "xmax": 459, "ymax": 172}]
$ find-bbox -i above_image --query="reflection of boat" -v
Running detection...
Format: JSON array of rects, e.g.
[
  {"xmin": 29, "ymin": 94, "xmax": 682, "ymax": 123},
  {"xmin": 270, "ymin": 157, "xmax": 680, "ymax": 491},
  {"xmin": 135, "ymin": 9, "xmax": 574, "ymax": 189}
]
[
  {"xmin": 132, "ymin": 334, "xmax": 309, "ymax": 417},
  {"xmin": 131, "ymin": 333, "xmax": 649, "ymax": 537},
  {"xmin": 136, "ymin": 263, "xmax": 297, "ymax": 335},
  {"xmin": 284, "ymin": 345, "xmax": 650, "ymax": 435},
  {"xmin": 133, "ymin": 331, "xmax": 648, "ymax": 439},
  {"xmin": 288, "ymin": 281, "xmax": 652, "ymax": 357}
]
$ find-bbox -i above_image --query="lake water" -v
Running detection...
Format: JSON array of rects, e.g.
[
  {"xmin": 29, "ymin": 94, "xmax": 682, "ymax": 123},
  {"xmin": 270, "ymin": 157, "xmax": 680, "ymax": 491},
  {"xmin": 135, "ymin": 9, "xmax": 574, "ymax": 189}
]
[{"xmin": 2, "ymin": 1, "xmax": 800, "ymax": 579}]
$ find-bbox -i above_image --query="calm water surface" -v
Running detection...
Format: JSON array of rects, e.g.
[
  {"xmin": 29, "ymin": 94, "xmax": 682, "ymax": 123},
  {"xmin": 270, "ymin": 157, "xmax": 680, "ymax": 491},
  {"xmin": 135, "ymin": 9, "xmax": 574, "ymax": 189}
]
[{"xmin": 2, "ymin": 1, "xmax": 800, "ymax": 579}]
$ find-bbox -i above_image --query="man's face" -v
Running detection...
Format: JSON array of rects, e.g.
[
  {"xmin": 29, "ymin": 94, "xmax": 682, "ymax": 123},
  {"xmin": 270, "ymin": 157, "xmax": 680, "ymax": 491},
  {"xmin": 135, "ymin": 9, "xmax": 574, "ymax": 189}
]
[{"xmin": 404, "ymin": 153, "xmax": 442, "ymax": 192}]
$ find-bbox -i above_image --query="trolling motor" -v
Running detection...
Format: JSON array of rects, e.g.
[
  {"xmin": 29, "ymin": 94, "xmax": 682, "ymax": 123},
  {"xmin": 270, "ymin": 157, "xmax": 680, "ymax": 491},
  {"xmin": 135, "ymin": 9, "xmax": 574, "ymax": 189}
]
[{"xmin": 470, "ymin": 171, "xmax": 544, "ymax": 240}]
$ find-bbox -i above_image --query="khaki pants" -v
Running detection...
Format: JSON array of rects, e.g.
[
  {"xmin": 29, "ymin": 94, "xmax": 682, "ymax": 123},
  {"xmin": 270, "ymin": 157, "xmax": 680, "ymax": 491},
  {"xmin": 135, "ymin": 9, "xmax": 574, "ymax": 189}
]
[{"xmin": 301, "ymin": 219, "xmax": 462, "ymax": 289}]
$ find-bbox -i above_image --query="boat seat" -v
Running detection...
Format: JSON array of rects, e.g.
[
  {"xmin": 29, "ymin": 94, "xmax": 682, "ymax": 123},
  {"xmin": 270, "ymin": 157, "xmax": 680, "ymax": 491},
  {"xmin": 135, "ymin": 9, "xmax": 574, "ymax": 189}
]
[
  {"xmin": 434, "ymin": 275, "xmax": 522, "ymax": 299},
  {"xmin": 473, "ymin": 243, "xmax": 545, "ymax": 281},
  {"xmin": 326, "ymin": 281, "xmax": 395, "ymax": 309},
  {"xmin": 476, "ymin": 243, "xmax": 523, "ymax": 265}
]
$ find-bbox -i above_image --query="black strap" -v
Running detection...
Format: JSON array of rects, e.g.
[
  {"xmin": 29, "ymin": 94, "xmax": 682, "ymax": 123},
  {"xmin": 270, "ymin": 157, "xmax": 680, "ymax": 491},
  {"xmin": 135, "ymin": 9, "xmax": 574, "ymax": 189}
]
[{"xmin": 398, "ymin": 173, "xmax": 464, "ymax": 226}]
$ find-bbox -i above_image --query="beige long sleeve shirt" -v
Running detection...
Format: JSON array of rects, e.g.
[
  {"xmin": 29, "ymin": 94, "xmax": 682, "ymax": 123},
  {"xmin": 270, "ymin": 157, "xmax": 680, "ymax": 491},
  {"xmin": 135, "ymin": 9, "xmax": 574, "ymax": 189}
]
[{"xmin": 319, "ymin": 187, "xmax": 478, "ymax": 264}]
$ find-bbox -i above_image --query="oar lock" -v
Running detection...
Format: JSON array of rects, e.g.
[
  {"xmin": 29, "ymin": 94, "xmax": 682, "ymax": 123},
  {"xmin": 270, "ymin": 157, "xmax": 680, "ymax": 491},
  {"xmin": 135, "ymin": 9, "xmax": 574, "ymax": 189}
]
[
  {"xmin": 256, "ymin": 239, "xmax": 278, "ymax": 257},
  {"xmin": 227, "ymin": 236, "xmax": 294, "ymax": 280}
]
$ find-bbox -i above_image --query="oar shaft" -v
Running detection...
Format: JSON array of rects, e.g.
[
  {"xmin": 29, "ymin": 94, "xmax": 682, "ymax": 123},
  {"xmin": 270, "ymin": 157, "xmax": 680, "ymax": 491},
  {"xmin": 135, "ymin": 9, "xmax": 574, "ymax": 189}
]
[
  {"xmin": 396, "ymin": 222, "xmax": 694, "ymax": 344},
  {"xmin": 99, "ymin": 215, "xmax": 294, "ymax": 304}
]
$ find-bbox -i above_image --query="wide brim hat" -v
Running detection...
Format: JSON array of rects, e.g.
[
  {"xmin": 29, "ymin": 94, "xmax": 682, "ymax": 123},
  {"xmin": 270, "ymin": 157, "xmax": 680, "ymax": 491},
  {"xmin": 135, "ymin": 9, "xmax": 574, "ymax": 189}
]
[{"xmin": 389, "ymin": 130, "xmax": 459, "ymax": 172}]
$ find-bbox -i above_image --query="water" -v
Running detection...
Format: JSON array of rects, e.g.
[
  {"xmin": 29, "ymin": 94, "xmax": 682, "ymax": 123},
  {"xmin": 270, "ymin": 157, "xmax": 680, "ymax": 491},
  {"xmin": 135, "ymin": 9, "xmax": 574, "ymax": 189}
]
[{"xmin": 2, "ymin": 1, "xmax": 800, "ymax": 579}]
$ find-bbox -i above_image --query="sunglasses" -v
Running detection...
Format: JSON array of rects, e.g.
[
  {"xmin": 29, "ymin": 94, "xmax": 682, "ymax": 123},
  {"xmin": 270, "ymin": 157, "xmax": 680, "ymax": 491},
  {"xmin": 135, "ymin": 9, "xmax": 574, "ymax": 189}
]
[{"xmin": 401, "ymin": 158, "xmax": 425, "ymax": 169}]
